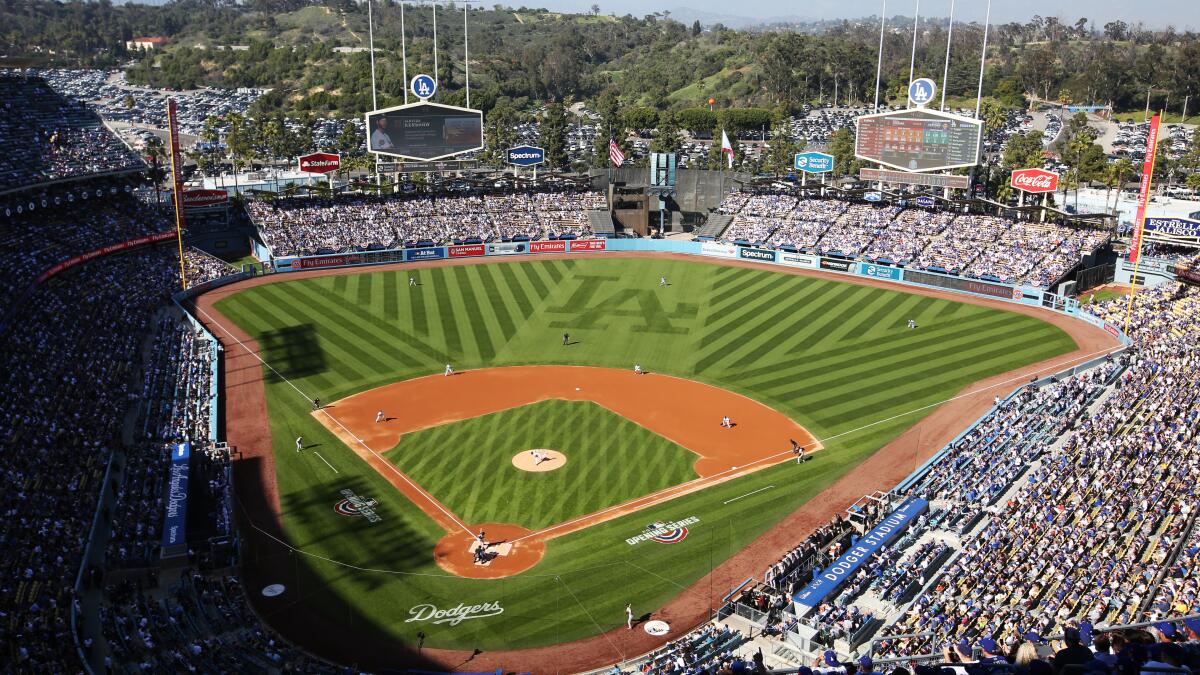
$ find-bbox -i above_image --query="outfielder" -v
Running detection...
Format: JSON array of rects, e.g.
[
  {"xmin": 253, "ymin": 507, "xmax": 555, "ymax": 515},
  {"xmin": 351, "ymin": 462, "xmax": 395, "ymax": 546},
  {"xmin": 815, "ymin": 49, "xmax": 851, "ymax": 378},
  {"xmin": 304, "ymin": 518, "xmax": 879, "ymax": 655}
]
[
  {"xmin": 409, "ymin": 276, "xmax": 417, "ymax": 287},
  {"xmin": 659, "ymin": 275, "xmax": 669, "ymax": 287},
  {"xmin": 295, "ymin": 436, "xmax": 303, "ymax": 452}
]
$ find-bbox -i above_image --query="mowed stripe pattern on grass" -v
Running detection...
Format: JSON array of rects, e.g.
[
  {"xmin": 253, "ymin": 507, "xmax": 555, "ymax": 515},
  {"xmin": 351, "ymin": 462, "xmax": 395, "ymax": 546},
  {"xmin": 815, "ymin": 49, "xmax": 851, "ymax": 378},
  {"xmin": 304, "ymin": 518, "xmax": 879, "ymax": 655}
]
[
  {"xmin": 384, "ymin": 400, "xmax": 696, "ymax": 530},
  {"xmin": 212, "ymin": 257, "xmax": 1080, "ymax": 652}
]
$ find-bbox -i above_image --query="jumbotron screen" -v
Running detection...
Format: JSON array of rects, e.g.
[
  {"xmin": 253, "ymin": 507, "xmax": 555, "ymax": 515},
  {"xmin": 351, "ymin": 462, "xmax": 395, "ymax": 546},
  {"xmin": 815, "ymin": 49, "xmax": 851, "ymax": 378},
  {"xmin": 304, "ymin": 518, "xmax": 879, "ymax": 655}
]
[
  {"xmin": 365, "ymin": 103, "xmax": 484, "ymax": 161},
  {"xmin": 855, "ymin": 109, "xmax": 982, "ymax": 172}
]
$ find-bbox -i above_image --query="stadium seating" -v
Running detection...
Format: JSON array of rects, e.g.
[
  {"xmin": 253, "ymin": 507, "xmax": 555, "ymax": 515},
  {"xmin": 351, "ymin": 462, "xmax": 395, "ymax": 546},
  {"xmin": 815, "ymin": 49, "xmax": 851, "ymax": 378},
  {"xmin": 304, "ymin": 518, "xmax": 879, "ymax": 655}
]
[
  {"xmin": 246, "ymin": 190, "xmax": 606, "ymax": 256},
  {"xmin": 711, "ymin": 194, "xmax": 1109, "ymax": 288},
  {"xmin": 0, "ymin": 74, "xmax": 143, "ymax": 193}
]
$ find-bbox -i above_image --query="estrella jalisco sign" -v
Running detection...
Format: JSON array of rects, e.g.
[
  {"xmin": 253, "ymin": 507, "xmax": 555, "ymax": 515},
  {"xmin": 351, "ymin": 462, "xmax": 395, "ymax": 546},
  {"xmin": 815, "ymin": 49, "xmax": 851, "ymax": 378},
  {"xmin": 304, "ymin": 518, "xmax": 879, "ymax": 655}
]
[{"xmin": 1145, "ymin": 217, "xmax": 1200, "ymax": 238}]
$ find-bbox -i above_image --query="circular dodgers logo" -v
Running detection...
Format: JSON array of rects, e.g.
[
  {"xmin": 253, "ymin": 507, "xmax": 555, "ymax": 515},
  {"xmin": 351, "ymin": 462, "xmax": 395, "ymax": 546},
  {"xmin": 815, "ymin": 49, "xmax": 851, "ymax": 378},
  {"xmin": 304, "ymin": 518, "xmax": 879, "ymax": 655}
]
[
  {"xmin": 644, "ymin": 620, "xmax": 671, "ymax": 636},
  {"xmin": 261, "ymin": 584, "xmax": 286, "ymax": 597}
]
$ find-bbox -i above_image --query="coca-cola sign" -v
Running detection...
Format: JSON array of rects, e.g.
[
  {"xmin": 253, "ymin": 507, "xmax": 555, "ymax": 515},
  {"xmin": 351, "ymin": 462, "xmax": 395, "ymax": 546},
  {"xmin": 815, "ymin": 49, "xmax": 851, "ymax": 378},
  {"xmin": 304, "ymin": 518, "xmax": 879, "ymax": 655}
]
[
  {"xmin": 181, "ymin": 189, "xmax": 228, "ymax": 208},
  {"xmin": 1010, "ymin": 168, "xmax": 1059, "ymax": 194},
  {"xmin": 299, "ymin": 152, "xmax": 341, "ymax": 174}
]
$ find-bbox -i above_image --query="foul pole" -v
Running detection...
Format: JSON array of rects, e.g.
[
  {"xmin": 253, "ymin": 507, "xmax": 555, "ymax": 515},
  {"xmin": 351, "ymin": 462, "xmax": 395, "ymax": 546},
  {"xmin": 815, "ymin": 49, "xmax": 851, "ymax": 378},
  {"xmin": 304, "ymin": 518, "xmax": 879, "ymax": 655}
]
[
  {"xmin": 1124, "ymin": 112, "xmax": 1162, "ymax": 335},
  {"xmin": 166, "ymin": 99, "xmax": 188, "ymax": 291}
]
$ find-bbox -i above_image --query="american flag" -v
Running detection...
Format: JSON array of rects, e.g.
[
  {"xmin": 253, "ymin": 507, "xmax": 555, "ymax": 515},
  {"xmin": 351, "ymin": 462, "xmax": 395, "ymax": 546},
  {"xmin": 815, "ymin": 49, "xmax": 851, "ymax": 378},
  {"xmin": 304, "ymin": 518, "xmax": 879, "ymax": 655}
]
[{"xmin": 608, "ymin": 138, "xmax": 625, "ymax": 167}]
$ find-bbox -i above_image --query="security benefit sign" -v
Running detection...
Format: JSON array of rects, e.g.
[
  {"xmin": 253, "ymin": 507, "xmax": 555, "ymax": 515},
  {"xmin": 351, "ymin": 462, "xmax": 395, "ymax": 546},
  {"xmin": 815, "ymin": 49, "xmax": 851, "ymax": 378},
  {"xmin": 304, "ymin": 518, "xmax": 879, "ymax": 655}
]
[{"xmin": 792, "ymin": 497, "xmax": 928, "ymax": 612}]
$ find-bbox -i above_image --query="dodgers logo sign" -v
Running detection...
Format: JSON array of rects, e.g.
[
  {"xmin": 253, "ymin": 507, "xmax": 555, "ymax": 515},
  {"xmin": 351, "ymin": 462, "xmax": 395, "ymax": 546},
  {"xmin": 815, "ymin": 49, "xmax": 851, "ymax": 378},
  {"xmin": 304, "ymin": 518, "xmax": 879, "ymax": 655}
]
[
  {"xmin": 507, "ymin": 145, "xmax": 546, "ymax": 166},
  {"xmin": 908, "ymin": 78, "xmax": 936, "ymax": 107},
  {"xmin": 915, "ymin": 196, "xmax": 936, "ymax": 208},
  {"xmin": 794, "ymin": 151, "xmax": 834, "ymax": 173},
  {"xmin": 410, "ymin": 73, "xmax": 437, "ymax": 100},
  {"xmin": 864, "ymin": 191, "xmax": 883, "ymax": 202}
]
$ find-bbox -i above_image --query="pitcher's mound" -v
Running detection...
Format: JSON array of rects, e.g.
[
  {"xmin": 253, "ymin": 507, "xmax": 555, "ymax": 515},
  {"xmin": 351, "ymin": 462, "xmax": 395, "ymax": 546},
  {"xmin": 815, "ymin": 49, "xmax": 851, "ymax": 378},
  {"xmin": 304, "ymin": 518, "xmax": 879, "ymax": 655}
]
[{"xmin": 512, "ymin": 449, "xmax": 565, "ymax": 472}]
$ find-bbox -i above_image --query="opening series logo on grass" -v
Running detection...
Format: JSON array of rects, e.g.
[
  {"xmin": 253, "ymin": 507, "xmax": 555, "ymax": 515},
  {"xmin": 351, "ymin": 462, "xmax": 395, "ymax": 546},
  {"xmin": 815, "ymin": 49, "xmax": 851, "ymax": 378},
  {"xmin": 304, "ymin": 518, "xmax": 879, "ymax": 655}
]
[
  {"xmin": 334, "ymin": 488, "xmax": 382, "ymax": 523},
  {"xmin": 626, "ymin": 517, "xmax": 700, "ymax": 545}
]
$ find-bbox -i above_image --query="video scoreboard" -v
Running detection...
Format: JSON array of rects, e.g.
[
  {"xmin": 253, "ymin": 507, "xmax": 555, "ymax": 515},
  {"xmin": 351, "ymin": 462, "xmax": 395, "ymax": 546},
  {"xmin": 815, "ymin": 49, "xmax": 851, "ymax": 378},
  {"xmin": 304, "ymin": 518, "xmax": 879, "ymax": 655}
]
[{"xmin": 855, "ymin": 109, "xmax": 982, "ymax": 173}]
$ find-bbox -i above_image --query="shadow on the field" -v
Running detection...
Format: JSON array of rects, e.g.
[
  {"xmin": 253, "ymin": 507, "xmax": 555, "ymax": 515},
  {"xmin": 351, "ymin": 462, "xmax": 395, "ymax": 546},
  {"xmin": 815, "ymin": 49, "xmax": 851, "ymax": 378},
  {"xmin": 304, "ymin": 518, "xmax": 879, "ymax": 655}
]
[
  {"xmin": 277, "ymin": 473, "xmax": 430, "ymax": 590},
  {"xmin": 258, "ymin": 324, "xmax": 326, "ymax": 381}
]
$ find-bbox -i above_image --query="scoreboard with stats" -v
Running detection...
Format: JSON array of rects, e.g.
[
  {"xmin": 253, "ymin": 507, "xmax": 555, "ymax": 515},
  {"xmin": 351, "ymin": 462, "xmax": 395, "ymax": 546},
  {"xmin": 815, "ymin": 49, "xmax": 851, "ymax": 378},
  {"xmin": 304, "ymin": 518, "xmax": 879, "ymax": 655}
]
[{"xmin": 855, "ymin": 109, "xmax": 982, "ymax": 172}]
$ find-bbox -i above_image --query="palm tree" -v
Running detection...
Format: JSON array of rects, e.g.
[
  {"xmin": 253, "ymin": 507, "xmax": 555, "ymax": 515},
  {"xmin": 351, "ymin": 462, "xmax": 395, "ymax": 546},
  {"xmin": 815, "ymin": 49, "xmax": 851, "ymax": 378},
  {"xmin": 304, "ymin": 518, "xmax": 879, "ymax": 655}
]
[{"xmin": 1105, "ymin": 158, "xmax": 1134, "ymax": 215}]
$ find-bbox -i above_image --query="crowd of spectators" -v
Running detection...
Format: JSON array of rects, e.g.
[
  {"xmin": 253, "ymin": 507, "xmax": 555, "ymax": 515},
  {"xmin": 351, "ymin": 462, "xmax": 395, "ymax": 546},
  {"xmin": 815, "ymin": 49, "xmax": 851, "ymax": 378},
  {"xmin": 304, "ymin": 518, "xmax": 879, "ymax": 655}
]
[
  {"xmin": 102, "ymin": 570, "xmax": 338, "ymax": 672},
  {"xmin": 0, "ymin": 196, "xmax": 168, "ymax": 320},
  {"xmin": 713, "ymin": 194, "xmax": 1109, "ymax": 287},
  {"xmin": 0, "ymin": 73, "xmax": 144, "ymax": 193},
  {"xmin": 247, "ymin": 189, "xmax": 606, "ymax": 256},
  {"xmin": 867, "ymin": 280, "xmax": 1199, "ymax": 659},
  {"xmin": 626, "ymin": 622, "xmax": 751, "ymax": 675},
  {"xmin": 183, "ymin": 248, "xmax": 238, "ymax": 289}
]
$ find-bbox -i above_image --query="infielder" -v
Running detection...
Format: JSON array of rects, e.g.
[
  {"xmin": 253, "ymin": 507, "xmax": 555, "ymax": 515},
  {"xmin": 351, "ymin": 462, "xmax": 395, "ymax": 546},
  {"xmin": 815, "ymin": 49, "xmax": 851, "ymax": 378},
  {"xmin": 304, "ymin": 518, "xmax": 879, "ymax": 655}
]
[
  {"xmin": 721, "ymin": 416, "xmax": 732, "ymax": 428},
  {"xmin": 444, "ymin": 363, "xmax": 453, "ymax": 376},
  {"xmin": 295, "ymin": 436, "xmax": 303, "ymax": 452},
  {"xmin": 634, "ymin": 364, "xmax": 644, "ymax": 375},
  {"xmin": 376, "ymin": 410, "xmax": 385, "ymax": 423}
]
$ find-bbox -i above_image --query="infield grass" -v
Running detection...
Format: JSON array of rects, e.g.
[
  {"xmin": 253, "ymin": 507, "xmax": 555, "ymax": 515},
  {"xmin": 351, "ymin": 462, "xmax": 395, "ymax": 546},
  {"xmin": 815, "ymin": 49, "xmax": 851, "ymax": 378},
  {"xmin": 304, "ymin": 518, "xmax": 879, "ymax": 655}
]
[
  {"xmin": 386, "ymin": 400, "xmax": 696, "ymax": 530},
  {"xmin": 214, "ymin": 256, "xmax": 1077, "ymax": 653}
]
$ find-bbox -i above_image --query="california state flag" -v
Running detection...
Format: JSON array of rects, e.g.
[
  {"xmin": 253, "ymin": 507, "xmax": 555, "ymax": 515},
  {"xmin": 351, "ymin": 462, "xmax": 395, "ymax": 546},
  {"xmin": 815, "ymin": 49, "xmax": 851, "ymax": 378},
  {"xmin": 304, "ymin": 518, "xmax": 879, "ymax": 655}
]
[{"xmin": 720, "ymin": 129, "xmax": 734, "ymax": 168}]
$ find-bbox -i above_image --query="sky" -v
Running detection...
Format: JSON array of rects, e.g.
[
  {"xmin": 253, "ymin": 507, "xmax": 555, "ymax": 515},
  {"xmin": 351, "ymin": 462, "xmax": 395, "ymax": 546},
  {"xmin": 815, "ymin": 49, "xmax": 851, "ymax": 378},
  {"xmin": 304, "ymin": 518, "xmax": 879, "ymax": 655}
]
[{"xmin": 533, "ymin": 0, "xmax": 1197, "ymax": 29}]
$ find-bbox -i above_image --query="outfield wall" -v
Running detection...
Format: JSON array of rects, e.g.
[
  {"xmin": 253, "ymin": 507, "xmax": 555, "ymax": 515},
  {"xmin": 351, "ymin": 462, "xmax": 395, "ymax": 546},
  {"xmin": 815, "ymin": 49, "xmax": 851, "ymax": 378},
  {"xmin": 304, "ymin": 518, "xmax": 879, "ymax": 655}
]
[{"xmin": 268, "ymin": 240, "xmax": 1134, "ymax": 347}]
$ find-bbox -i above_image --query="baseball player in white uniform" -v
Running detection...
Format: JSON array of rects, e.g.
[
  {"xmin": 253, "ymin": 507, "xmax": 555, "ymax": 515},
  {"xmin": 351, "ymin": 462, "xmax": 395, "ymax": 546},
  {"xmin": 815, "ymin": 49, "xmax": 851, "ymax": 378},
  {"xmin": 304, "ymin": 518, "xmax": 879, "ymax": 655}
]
[
  {"xmin": 295, "ymin": 436, "xmax": 303, "ymax": 452},
  {"xmin": 444, "ymin": 363, "xmax": 453, "ymax": 376},
  {"xmin": 376, "ymin": 410, "xmax": 385, "ymax": 423}
]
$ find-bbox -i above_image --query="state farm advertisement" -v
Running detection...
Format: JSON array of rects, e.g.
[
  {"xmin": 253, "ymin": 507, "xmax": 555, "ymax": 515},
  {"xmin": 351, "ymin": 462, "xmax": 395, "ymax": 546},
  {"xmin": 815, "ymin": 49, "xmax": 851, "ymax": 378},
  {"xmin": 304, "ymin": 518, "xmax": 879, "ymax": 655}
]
[
  {"xmin": 568, "ymin": 239, "xmax": 607, "ymax": 252},
  {"xmin": 1010, "ymin": 169, "xmax": 1059, "ymax": 194},
  {"xmin": 449, "ymin": 244, "xmax": 486, "ymax": 258},
  {"xmin": 531, "ymin": 240, "xmax": 567, "ymax": 253},
  {"xmin": 299, "ymin": 152, "xmax": 341, "ymax": 174}
]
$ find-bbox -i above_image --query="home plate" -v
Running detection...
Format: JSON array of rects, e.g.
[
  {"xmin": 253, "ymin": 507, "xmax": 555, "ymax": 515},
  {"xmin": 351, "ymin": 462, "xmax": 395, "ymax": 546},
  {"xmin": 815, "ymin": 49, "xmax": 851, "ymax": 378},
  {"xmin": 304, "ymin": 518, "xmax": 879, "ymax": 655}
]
[{"xmin": 469, "ymin": 540, "xmax": 513, "ymax": 565}]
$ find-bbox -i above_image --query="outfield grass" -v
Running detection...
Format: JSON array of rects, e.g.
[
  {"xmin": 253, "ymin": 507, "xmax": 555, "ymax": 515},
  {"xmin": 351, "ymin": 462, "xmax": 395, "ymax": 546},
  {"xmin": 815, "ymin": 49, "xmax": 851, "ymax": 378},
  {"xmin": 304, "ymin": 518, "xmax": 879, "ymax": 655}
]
[
  {"xmin": 215, "ymin": 257, "xmax": 1077, "ymax": 652},
  {"xmin": 386, "ymin": 400, "xmax": 696, "ymax": 530}
]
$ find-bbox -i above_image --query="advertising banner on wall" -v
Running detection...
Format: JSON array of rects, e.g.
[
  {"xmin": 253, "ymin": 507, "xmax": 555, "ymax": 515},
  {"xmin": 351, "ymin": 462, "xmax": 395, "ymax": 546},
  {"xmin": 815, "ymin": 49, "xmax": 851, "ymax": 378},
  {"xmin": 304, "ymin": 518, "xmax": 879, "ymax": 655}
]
[
  {"xmin": 904, "ymin": 269, "xmax": 1021, "ymax": 300},
  {"xmin": 161, "ymin": 442, "xmax": 191, "ymax": 549},
  {"xmin": 569, "ymin": 239, "xmax": 607, "ymax": 252},
  {"xmin": 487, "ymin": 242, "xmax": 527, "ymax": 256},
  {"xmin": 778, "ymin": 252, "xmax": 818, "ymax": 269},
  {"xmin": 700, "ymin": 241, "xmax": 738, "ymax": 258},
  {"xmin": 531, "ymin": 240, "xmax": 567, "ymax": 253},
  {"xmin": 819, "ymin": 257, "xmax": 856, "ymax": 272},
  {"xmin": 738, "ymin": 247, "xmax": 777, "ymax": 263},
  {"xmin": 404, "ymin": 247, "xmax": 447, "ymax": 262},
  {"xmin": 858, "ymin": 263, "xmax": 902, "ymax": 280},
  {"xmin": 449, "ymin": 244, "xmax": 486, "ymax": 258},
  {"xmin": 1129, "ymin": 114, "xmax": 1161, "ymax": 265}
]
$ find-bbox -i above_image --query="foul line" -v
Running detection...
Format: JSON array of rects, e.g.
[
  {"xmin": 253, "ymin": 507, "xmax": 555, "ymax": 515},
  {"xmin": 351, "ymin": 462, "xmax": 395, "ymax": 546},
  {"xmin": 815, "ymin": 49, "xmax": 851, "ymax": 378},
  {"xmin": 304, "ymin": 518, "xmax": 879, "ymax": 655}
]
[
  {"xmin": 724, "ymin": 485, "xmax": 775, "ymax": 504},
  {"xmin": 194, "ymin": 305, "xmax": 474, "ymax": 538},
  {"xmin": 313, "ymin": 452, "xmax": 338, "ymax": 473}
]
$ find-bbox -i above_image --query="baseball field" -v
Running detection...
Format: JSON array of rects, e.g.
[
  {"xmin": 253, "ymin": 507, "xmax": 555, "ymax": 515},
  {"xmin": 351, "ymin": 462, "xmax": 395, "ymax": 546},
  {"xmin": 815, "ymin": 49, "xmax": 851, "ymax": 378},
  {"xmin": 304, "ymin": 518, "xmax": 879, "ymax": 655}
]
[{"xmin": 203, "ymin": 254, "xmax": 1086, "ymax": 669}]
